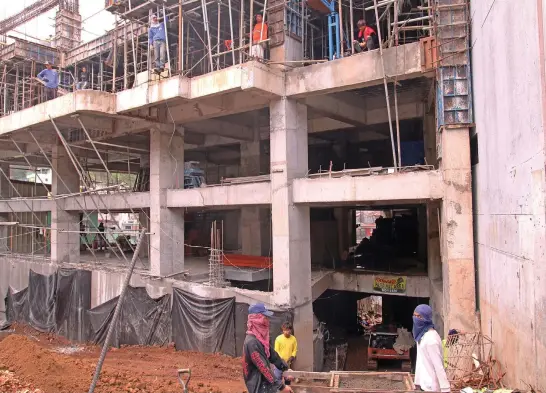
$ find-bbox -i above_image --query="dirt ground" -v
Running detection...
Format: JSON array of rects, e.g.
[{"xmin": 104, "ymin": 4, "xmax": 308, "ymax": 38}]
[{"xmin": 0, "ymin": 326, "xmax": 245, "ymax": 393}]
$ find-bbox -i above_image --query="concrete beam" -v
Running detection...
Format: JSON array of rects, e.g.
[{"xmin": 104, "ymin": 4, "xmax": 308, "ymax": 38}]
[
  {"xmin": 62, "ymin": 191, "xmax": 150, "ymax": 212},
  {"xmin": 330, "ymin": 271, "xmax": 430, "ymax": 298},
  {"xmin": 305, "ymin": 95, "xmax": 367, "ymax": 126},
  {"xmin": 0, "ymin": 91, "xmax": 116, "ymax": 135},
  {"xmin": 0, "ymin": 199, "xmax": 53, "ymax": 213},
  {"xmin": 293, "ymin": 170, "xmax": 443, "ymax": 205},
  {"xmin": 286, "ymin": 42, "xmax": 425, "ymax": 97},
  {"xmin": 186, "ymin": 119, "xmax": 255, "ymax": 141},
  {"xmin": 116, "ymin": 76, "xmax": 190, "ymax": 113},
  {"xmin": 166, "ymin": 182, "xmax": 271, "ymax": 208}
]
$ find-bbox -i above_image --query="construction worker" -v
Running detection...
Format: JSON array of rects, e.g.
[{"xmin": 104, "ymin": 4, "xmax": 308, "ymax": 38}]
[
  {"xmin": 149, "ymin": 12, "xmax": 168, "ymax": 73},
  {"xmin": 274, "ymin": 322, "xmax": 298, "ymax": 367},
  {"xmin": 37, "ymin": 61, "xmax": 59, "ymax": 101},
  {"xmin": 251, "ymin": 14, "xmax": 268, "ymax": 60},
  {"xmin": 353, "ymin": 20, "xmax": 377, "ymax": 52},
  {"xmin": 412, "ymin": 305, "xmax": 450, "ymax": 393},
  {"xmin": 242, "ymin": 303, "xmax": 292, "ymax": 393},
  {"xmin": 76, "ymin": 66, "xmax": 89, "ymax": 90}
]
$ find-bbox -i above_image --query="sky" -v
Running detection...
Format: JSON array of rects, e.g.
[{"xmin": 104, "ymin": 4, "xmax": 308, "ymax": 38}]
[{"xmin": 1, "ymin": 1, "xmax": 116, "ymax": 44}]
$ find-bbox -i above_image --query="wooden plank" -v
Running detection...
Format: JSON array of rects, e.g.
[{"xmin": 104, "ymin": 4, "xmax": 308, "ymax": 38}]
[{"xmin": 285, "ymin": 371, "xmax": 332, "ymax": 380}]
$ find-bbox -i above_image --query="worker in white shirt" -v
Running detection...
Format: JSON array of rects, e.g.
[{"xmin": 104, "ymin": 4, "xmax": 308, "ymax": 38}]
[{"xmin": 412, "ymin": 304, "xmax": 451, "ymax": 392}]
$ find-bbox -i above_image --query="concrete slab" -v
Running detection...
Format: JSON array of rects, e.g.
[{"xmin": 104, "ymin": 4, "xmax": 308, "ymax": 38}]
[
  {"xmin": 286, "ymin": 42, "xmax": 426, "ymax": 97},
  {"xmin": 0, "ymin": 90, "xmax": 116, "ymax": 135},
  {"xmin": 224, "ymin": 266, "xmax": 272, "ymax": 282},
  {"xmin": 292, "ymin": 170, "xmax": 443, "ymax": 205}
]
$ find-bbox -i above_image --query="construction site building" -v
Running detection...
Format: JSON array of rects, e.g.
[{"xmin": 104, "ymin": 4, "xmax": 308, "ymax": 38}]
[{"xmin": 0, "ymin": 0, "xmax": 540, "ymax": 389}]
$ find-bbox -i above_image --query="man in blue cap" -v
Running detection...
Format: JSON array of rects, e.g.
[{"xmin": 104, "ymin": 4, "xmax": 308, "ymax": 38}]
[
  {"xmin": 242, "ymin": 303, "xmax": 292, "ymax": 393},
  {"xmin": 37, "ymin": 61, "xmax": 59, "ymax": 101}
]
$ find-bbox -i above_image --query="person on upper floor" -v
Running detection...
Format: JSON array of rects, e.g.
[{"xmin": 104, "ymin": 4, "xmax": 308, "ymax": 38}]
[
  {"xmin": 149, "ymin": 12, "xmax": 169, "ymax": 73},
  {"xmin": 251, "ymin": 14, "xmax": 268, "ymax": 60},
  {"xmin": 353, "ymin": 19, "xmax": 377, "ymax": 52},
  {"xmin": 37, "ymin": 61, "xmax": 59, "ymax": 101},
  {"xmin": 76, "ymin": 66, "xmax": 89, "ymax": 90}
]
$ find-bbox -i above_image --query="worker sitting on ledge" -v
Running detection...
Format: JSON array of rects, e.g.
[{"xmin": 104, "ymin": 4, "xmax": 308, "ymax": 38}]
[
  {"xmin": 353, "ymin": 19, "xmax": 377, "ymax": 52},
  {"xmin": 149, "ymin": 12, "xmax": 169, "ymax": 74},
  {"xmin": 37, "ymin": 61, "xmax": 59, "ymax": 101}
]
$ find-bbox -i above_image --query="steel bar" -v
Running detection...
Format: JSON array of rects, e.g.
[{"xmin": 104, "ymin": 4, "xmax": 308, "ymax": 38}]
[
  {"xmin": 349, "ymin": 0, "xmax": 355, "ymax": 53},
  {"xmin": 338, "ymin": 0, "xmax": 344, "ymax": 57},
  {"xmin": 87, "ymin": 228, "xmax": 146, "ymax": 393},
  {"xmin": 249, "ymin": 0, "xmax": 254, "ymax": 58},
  {"xmin": 179, "ymin": 1, "xmax": 184, "ymax": 72}
]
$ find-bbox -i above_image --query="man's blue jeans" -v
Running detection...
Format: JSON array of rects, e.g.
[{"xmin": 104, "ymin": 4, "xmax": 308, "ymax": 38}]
[{"xmin": 153, "ymin": 40, "xmax": 166, "ymax": 69}]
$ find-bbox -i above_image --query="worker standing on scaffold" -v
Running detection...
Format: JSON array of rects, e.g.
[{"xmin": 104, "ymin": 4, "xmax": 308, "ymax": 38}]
[
  {"xmin": 251, "ymin": 14, "xmax": 268, "ymax": 60},
  {"xmin": 149, "ymin": 11, "xmax": 169, "ymax": 74}
]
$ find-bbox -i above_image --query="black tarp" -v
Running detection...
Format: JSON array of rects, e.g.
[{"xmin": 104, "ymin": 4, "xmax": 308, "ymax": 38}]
[
  {"xmin": 87, "ymin": 286, "xmax": 171, "ymax": 347},
  {"xmin": 5, "ymin": 287, "xmax": 29, "ymax": 325},
  {"xmin": 28, "ymin": 270, "xmax": 57, "ymax": 332},
  {"xmin": 172, "ymin": 289, "xmax": 236, "ymax": 356},
  {"xmin": 55, "ymin": 269, "xmax": 92, "ymax": 342},
  {"xmin": 234, "ymin": 302, "xmax": 293, "ymax": 357}
]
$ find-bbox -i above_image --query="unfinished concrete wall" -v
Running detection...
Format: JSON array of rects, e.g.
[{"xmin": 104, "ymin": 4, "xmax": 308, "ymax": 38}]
[{"xmin": 471, "ymin": 0, "xmax": 546, "ymax": 388}]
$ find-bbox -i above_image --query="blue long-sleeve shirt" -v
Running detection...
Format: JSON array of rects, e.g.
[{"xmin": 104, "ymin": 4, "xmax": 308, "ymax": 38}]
[
  {"xmin": 149, "ymin": 14, "xmax": 168, "ymax": 44},
  {"xmin": 37, "ymin": 69, "xmax": 59, "ymax": 89}
]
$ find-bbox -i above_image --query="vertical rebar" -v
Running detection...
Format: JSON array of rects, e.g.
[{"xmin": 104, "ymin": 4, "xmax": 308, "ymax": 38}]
[{"xmin": 87, "ymin": 228, "xmax": 146, "ymax": 393}]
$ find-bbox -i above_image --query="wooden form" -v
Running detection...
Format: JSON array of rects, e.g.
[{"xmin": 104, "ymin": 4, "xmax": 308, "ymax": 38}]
[{"xmin": 284, "ymin": 371, "xmax": 416, "ymax": 393}]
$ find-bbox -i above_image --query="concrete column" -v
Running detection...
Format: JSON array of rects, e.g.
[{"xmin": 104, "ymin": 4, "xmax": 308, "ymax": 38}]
[
  {"xmin": 240, "ymin": 131, "xmax": 263, "ymax": 255},
  {"xmin": 139, "ymin": 155, "xmax": 150, "ymax": 259},
  {"xmin": 149, "ymin": 128, "xmax": 185, "ymax": 276},
  {"xmin": 270, "ymin": 37, "xmax": 303, "ymax": 64},
  {"xmin": 51, "ymin": 143, "xmax": 80, "ymax": 263},
  {"xmin": 439, "ymin": 127, "xmax": 477, "ymax": 334},
  {"xmin": 270, "ymin": 98, "xmax": 313, "ymax": 370}
]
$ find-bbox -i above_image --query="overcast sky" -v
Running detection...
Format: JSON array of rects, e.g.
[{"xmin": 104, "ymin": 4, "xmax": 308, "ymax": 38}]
[{"xmin": 1, "ymin": 2, "xmax": 116, "ymax": 44}]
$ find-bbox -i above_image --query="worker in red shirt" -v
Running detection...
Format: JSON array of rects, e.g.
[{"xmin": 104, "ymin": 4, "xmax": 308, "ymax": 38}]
[{"xmin": 353, "ymin": 19, "xmax": 377, "ymax": 52}]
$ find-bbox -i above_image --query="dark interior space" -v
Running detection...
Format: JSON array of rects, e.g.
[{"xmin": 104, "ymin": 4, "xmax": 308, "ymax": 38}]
[
  {"xmin": 310, "ymin": 205, "xmax": 428, "ymax": 275},
  {"xmin": 313, "ymin": 290, "xmax": 428, "ymax": 372}
]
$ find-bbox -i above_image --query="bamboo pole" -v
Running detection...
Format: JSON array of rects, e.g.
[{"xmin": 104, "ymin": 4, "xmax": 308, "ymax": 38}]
[
  {"xmin": 124, "ymin": 24, "xmax": 128, "ymax": 89},
  {"xmin": 373, "ymin": 0, "xmax": 397, "ymax": 170},
  {"xmin": 338, "ymin": 0, "xmax": 344, "ymax": 57},
  {"xmin": 239, "ymin": 0, "xmax": 245, "ymax": 64},
  {"xmin": 179, "ymin": 1, "xmax": 184, "ymax": 72},
  {"xmin": 249, "ymin": 0, "xmax": 254, "ymax": 57},
  {"xmin": 217, "ymin": 1, "xmax": 221, "ymax": 70},
  {"xmin": 228, "ymin": 0, "xmax": 235, "ymax": 65},
  {"xmin": 349, "ymin": 0, "xmax": 355, "ymax": 54}
]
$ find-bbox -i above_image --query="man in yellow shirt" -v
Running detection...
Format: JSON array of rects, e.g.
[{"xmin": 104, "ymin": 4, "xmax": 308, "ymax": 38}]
[{"xmin": 275, "ymin": 322, "xmax": 298, "ymax": 367}]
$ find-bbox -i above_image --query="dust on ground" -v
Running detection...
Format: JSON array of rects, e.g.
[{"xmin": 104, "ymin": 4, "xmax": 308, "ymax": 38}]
[{"xmin": 0, "ymin": 329, "xmax": 245, "ymax": 393}]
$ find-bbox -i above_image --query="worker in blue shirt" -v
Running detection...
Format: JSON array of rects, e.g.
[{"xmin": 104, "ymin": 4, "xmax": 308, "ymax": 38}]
[
  {"xmin": 149, "ymin": 12, "xmax": 168, "ymax": 73},
  {"xmin": 37, "ymin": 61, "xmax": 59, "ymax": 101}
]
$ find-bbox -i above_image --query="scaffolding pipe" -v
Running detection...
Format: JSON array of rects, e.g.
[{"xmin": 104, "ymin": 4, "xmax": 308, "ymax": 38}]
[
  {"xmin": 373, "ymin": 0, "xmax": 398, "ymax": 171},
  {"xmin": 349, "ymin": 0, "xmax": 355, "ymax": 53},
  {"xmin": 179, "ymin": 1, "xmax": 184, "ymax": 72},
  {"xmin": 163, "ymin": 4, "xmax": 172, "ymax": 76},
  {"xmin": 87, "ymin": 228, "xmax": 146, "ymax": 393},
  {"xmin": 338, "ymin": 0, "xmax": 344, "ymax": 57},
  {"xmin": 228, "ymin": 0, "xmax": 236, "ymax": 65}
]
